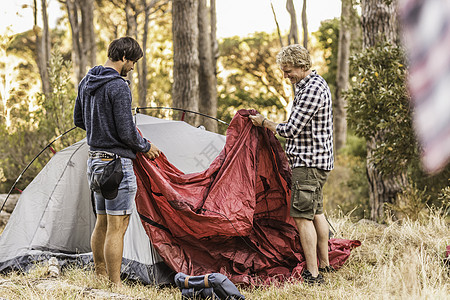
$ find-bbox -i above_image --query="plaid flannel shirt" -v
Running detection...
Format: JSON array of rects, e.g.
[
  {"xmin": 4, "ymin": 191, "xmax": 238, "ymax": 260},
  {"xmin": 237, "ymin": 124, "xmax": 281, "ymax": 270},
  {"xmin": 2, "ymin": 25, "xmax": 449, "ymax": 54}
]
[{"xmin": 276, "ymin": 70, "xmax": 334, "ymax": 170}]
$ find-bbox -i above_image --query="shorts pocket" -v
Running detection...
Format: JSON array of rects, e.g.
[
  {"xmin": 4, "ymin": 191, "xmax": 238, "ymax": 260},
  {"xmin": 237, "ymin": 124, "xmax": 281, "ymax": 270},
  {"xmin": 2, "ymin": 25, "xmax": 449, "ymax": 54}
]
[{"xmin": 292, "ymin": 180, "xmax": 318, "ymax": 212}]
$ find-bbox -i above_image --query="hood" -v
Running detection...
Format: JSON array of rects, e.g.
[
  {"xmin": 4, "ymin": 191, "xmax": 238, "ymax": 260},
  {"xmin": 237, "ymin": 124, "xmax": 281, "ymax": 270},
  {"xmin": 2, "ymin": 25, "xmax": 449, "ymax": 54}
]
[{"xmin": 84, "ymin": 65, "xmax": 125, "ymax": 96}]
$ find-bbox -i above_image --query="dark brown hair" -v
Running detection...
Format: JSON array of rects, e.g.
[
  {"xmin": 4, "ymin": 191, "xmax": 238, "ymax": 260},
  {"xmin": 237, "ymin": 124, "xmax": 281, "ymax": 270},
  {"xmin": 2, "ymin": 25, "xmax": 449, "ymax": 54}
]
[{"xmin": 107, "ymin": 37, "xmax": 143, "ymax": 62}]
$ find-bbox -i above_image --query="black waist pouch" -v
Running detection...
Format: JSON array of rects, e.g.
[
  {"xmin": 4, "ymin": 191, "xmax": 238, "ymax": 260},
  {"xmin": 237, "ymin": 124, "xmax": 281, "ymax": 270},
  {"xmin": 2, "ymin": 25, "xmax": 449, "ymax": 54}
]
[
  {"xmin": 174, "ymin": 272, "xmax": 245, "ymax": 300},
  {"xmin": 90, "ymin": 158, "xmax": 124, "ymax": 200}
]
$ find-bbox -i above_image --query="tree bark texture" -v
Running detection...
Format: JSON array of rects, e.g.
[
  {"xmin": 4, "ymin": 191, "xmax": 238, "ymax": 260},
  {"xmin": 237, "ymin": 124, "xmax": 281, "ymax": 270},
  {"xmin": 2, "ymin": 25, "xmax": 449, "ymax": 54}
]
[
  {"xmin": 366, "ymin": 137, "xmax": 408, "ymax": 220},
  {"xmin": 334, "ymin": 0, "xmax": 351, "ymax": 152},
  {"xmin": 301, "ymin": 0, "xmax": 308, "ymax": 49},
  {"xmin": 361, "ymin": 0, "xmax": 399, "ymax": 48},
  {"xmin": 172, "ymin": 0, "xmax": 199, "ymax": 125},
  {"xmin": 361, "ymin": 0, "xmax": 406, "ymax": 221},
  {"xmin": 286, "ymin": 0, "xmax": 298, "ymax": 45},
  {"xmin": 197, "ymin": 0, "xmax": 217, "ymax": 132}
]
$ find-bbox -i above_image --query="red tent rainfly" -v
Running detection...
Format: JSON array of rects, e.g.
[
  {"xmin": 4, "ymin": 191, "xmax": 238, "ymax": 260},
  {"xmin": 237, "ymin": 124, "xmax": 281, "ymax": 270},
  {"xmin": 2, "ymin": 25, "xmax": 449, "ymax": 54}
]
[{"xmin": 134, "ymin": 109, "xmax": 361, "ymax": 285}]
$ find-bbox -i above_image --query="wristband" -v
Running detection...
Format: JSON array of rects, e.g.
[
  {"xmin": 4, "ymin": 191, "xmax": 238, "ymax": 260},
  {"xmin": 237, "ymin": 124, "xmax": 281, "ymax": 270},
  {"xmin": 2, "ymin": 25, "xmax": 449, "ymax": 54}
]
[{"xmin": 262, "ymin": 118, "xmax": 267, "ymax": 128}]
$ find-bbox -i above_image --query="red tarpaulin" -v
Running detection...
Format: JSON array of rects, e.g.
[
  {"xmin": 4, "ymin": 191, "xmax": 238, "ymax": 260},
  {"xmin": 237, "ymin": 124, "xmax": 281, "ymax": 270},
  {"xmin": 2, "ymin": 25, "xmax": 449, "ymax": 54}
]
[{"xmin": 134, "ymin": 109, "xmax": 360, "ymax": 285}]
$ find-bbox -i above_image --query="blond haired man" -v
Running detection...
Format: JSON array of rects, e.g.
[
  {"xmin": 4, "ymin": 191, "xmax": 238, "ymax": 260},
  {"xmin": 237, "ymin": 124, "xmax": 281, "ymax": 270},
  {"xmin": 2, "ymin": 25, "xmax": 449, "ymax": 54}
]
[{"xmin": 249, "ymin": 44, "xmax": 334, "ymax": 285}]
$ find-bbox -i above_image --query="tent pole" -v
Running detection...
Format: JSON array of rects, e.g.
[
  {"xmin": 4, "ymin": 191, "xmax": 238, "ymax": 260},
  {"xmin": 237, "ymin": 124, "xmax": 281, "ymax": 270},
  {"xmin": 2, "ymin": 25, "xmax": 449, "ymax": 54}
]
[{"xmin": 135, "ymin": 106, "xmax": 229, "ymax": 126}]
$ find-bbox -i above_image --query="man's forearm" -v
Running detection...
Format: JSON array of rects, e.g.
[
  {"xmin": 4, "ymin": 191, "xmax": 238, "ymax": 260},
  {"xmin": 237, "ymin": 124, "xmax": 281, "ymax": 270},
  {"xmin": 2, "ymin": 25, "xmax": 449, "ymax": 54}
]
[{"xmin": 262, "ymin": 118, "xmax": 278, "ymax": 133}]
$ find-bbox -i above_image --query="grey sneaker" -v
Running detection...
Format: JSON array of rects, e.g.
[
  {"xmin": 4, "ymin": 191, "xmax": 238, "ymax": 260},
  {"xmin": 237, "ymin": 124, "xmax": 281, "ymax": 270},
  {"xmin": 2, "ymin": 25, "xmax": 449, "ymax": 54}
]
[{"xmin": 302, "ymin": 270, "xmax": 325, "ymax": 285}]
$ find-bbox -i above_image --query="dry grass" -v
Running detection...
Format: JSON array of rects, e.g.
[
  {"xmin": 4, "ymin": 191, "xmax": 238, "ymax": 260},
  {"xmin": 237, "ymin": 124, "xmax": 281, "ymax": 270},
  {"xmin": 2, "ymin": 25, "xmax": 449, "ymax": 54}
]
[{"xmin": 0, "ymin": 210, "xmax": 449, "ymax": 299}]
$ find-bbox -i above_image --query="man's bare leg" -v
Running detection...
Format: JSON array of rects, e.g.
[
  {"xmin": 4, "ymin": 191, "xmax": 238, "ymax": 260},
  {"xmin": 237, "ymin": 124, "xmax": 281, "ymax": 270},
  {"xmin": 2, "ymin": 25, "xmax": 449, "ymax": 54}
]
[
  {"xmin": 104, "ymin": 214, "xmax": 130, "ymax": 287},
  {"xmin": 91, "ymin": 214, "xmax": 108, "ymax": 278},
  {"xmin": 313, "ymin": 214, "xmax": 330, "ymax": 268},
  {"xmin": 294, "ymin": 217, "xmax": 319, "ymax": 277}
]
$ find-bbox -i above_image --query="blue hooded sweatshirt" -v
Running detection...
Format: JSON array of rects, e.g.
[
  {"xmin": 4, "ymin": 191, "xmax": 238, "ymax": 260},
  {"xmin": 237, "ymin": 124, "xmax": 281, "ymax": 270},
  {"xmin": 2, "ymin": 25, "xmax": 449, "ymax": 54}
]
[{"xmin": 74, "ymin": 65, "xmax": 150, "ymax": 159}]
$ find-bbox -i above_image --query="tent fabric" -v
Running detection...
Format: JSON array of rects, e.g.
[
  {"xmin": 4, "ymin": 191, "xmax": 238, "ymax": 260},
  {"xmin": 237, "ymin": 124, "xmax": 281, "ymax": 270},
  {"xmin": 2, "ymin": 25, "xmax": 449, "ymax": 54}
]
[
  {"xmin": 0, "ymin": 113, "xmax": 228, "ymax": 285},
  {"xmin": 134, "ymin": 109, "xmax": 361, "ymax": 285}
]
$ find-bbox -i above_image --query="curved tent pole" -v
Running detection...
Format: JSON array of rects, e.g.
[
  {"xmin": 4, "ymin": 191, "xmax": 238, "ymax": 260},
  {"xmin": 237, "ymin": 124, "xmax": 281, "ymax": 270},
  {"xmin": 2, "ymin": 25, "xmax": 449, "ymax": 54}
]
[
  {"xmin": 135, "ymin": 106, "xmax": 230, "ymax": 126},
  {"xmin": 0, "ymin": 126, "xmax": 78, "ymax": 213}
]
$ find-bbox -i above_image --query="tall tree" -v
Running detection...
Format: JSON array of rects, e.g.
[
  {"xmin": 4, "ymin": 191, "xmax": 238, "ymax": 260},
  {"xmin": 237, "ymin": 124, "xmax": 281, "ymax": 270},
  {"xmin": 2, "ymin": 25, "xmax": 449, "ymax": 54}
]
[
  {"xmin": 198, "ymin": 0, "xmax": 217, "ymax": 132},
  {"xmin": 62, "ymin": 0, "xmax": 96, "ymax": 85},
  {"xmin": 301, "ymin": 0, "xmax": 308, "ymax": 48},
  {"xmin": 172, "ymin": 0, "xmax": 199, "ymax": 125},
  {"xmin": 210, "ymin": 0, "xmax": 218, "ymax": 67},
  {"xmin": 360, "ymin": 0, "xmax": 406, "ymax": 221},
  {"xmin": 286, "ymin": 0, "xmax": 298, "ymax": 45},
  {"xmin": 33, "ymin": 0, "xmax": 51, "ymax": 98},
  {"xmin": 114, "ymin": 0, "xmax": 168, "ymax": 105},
  {"xmin": 334, "ymin": 0, "xmax": 352, "ymax": 152}
]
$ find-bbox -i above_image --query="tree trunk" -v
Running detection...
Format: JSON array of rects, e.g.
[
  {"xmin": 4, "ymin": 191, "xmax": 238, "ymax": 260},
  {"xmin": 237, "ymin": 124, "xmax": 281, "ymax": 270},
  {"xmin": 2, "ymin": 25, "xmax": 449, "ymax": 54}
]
[
  {"xmin": 33, "ymin": 0, "xmax": 51, "ymax": 98},
  {"xmin": 197, "ymin": 0, "xmax": 217, "ymax": 132},
  {"xmin": 80, "ymin": 0, "xmax": 96, "ymax": 67},
  {"xmin": 124, "ymin": 0, "xmax": 138, "ymax": 88},
  {"xmin": 66, "ymin": 0, "xmax": 83, "ymax": 84},
  {"xmin": 334, "ymin": 0, "xmax": 351, "ymax": 152},
  {"xmin": 172, "ymin": 0, "xmax": 199, "ymax": 125},
  {"xmin": 301, "ymin": 0, "xmax": 308, "ymax": 49},
  {"xmin": 361, "ymin": 0, "xmax": 406, "ymax": 221},
  {"xmin": 210, "ymin": 0, "xmax": 218, "ymax": 73},
  {"xmin": 361, "ymin": 0, "xmax": 399, "ymax": 48},
  {"xmin": 41, "ymin": 0, "xmax": 51, "ymax": 70},
  {"xmin": 65, "ymin": 0, "xmax": 96, "ymax": 85},
  {"xmin": 138, "ymin": 0, "xmax": 150, "ymax": 108},
  {"xmin": 286, "ymin": 0, "xmax": 298, "ymax": 45},
  {"xmin": 366, "ymin": 137, "xmax": 408, "ymax": 221}
]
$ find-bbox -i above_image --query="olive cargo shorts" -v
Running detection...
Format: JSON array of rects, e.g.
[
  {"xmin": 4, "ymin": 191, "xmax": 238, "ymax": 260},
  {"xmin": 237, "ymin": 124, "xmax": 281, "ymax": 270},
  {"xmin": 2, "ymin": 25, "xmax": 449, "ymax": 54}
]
[{"xmin": 290, "ymin": 167, "xmax": 330, "ymax": 220}]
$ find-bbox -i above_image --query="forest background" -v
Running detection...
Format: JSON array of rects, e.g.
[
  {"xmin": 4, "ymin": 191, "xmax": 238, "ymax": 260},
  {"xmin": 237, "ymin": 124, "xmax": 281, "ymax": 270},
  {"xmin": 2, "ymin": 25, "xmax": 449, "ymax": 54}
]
[{"xmin": 0, "ymin": 0, "xmax": 449, "ymax": 224}]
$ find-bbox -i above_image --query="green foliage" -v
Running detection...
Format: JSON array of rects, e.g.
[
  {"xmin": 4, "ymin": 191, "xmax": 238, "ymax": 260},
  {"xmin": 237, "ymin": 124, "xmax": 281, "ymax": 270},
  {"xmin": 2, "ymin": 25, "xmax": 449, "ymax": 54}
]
[
  {"xmin": 345, "ymin": 42, "xmax": 416, "ymax": 175},
  {"xmin": 0, "ymin": 48, "xmax": 81, "ymax": 193},
  {"xmin": 41, "ymin": 49, "xmax": 78, "ymax": 138},
  {"xmin": 217, "ymin": 32, "xmax": 289, "ymax": 126},
  {"xmin": 345, "ymin": 42, "xmax": 450, "ymax": 216}
]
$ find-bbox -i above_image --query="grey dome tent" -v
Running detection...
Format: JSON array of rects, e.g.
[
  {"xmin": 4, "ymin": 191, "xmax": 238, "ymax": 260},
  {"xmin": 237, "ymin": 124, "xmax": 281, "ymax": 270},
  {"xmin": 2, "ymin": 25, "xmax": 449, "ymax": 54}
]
[{"xmin": 0, "ymin": 113, "xmax": 226, "ymax": 285}]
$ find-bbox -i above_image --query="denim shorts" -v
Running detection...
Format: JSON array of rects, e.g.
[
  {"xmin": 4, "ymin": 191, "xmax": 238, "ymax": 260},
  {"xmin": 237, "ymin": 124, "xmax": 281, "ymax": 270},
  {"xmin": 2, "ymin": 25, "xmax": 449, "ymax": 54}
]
[
  {"xmin": 87, "ymin": 157, "xmax": 137, "ymax": 215},
  {"xmin": 290, "ymin": 167, "xmax": 330, "ymax": 220}
]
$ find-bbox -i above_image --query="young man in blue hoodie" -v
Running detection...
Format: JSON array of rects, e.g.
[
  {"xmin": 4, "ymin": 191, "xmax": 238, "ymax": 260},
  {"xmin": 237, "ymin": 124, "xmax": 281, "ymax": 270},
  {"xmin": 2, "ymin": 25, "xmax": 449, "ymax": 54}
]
[{"xmin": 74, "ymin": 37, "xmax": 160, "ymax": 287}]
